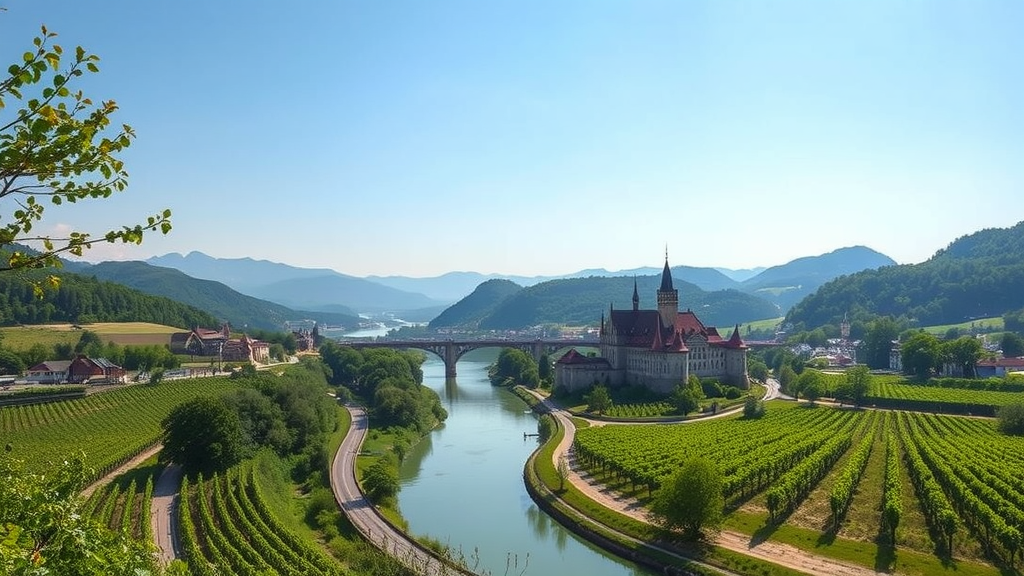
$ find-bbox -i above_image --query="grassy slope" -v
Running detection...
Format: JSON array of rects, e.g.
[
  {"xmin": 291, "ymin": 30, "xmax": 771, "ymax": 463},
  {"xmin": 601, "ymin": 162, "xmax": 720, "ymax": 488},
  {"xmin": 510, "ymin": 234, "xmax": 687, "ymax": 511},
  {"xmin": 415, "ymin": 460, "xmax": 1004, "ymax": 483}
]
[{"xmin": 0, "ymin": 322, "xmax": 180, "ymax": 348}]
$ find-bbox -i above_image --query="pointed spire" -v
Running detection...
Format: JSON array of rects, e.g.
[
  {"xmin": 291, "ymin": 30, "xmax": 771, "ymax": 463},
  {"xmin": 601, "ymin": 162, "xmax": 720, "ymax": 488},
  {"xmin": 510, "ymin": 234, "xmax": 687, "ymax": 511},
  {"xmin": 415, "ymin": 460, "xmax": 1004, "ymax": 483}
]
[
  {"xmin": 725, "ymin": 324, "xmax": 746, "ymax": 349},
  {"xmin": 660, "ymin": 253, "xmax": 674, "ymax": 292},
  {"xmin": 632, "ymin": 276, "xmax": 639, "ymax": 311}
]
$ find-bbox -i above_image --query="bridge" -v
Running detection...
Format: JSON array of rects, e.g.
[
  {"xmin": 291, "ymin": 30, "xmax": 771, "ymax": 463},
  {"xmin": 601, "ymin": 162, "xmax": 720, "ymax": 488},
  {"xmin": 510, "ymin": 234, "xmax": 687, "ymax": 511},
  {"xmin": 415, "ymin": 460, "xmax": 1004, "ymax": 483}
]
[{"xmin": 339, "ymin": 338, "xmax": 600, "ymax": 378}]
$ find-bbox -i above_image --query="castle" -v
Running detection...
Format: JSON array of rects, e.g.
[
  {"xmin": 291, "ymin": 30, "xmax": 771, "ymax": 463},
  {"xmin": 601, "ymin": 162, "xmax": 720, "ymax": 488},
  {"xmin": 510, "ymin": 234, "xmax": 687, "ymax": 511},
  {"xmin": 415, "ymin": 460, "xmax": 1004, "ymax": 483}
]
[{"xmin": 555, "ymin": 257, "xmax": 748, "ymax": 394}]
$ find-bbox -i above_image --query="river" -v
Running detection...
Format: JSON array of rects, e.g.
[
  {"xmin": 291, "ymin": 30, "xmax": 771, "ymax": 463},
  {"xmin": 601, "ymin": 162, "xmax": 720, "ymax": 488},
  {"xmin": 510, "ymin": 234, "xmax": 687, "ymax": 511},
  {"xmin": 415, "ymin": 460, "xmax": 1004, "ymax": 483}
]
[{"xmin": 396, "ymin": 348, "xmax": 656, "ymax": 576}]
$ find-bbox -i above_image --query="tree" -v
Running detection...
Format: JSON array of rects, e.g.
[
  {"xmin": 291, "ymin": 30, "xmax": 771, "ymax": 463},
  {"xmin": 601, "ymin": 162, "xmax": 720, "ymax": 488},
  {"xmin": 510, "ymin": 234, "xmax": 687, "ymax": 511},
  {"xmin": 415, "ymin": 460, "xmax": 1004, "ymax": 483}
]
[
  {"xmin": 1, "ymin": 26, "xmax": 171, "ymax": 289},
  {"xmin": 650, "ymin": 457, "xmax": 724, "ymax": 540},
  {"xmin": 556, "ymin": 454, "xmax": 570, "ymax": 492},
  {"xmin": 863, "ymin": 317, "xmax": 900, "ymax": 369},
  {"xmin": 362, "ymin": 457, "xmax": 399, "ymax": 503},
  {"xmin": 778, "ymin": 364, "xmax": 798, "ymax": 395},
  {"xmin": 161, "ymin": 396, "xmax": 246, "ymax": 473},
  {"xmin": 1001, "ymin": 332, "xmax": 1024, "ymax": 358},
  {"xmin": 585, "ymin": 384, "xmax": 613, "ymax": 415},
  {"xmin": 997, "ymin": 402, "xmax": 1024, "ymax": 436},
  {"xmin": 538, "ymin": 353, "xmax": 553, "ymax": 388},
  {"xmin": 670, "ymin": 376, "xmax": 704, "ymax": 415},
  {"xmin": 941, "ymin": 336, "xmax": 984, "ymax": 378},
  {"xmin": 0, "ymin": 348, "xmax": 25, "ymax": 375},
  {"xmin": 844, "ymin": 365, "xmax": 871, "ymax": 406},
  {"xmin": 901, "ymin": 332, "xmax": 941, "ymax": 379},
  {"xmin": 742, "ymin": 396, "xmax": 765, "ymax": 419},
  {"xmin": 797, "ymin": 370, "xmax": 823, "ymax": 404},
  {"xmin": 0, "ymin": 451, "xmax": 153, "ymax": 575}
]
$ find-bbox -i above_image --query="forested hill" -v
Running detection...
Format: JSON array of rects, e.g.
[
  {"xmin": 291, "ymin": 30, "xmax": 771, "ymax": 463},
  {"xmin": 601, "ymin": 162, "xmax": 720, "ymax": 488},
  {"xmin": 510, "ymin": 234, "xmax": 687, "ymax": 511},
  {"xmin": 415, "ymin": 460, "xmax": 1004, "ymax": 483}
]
[
  {"xmin": 458, "ymin": 275, "xmax": 778, "ymax": 330},
  {"xmin": 428, "ymin": 279, "xmax": 523, "ymax": 329},
  {"xmin": 78, "ymin": 261, "xmax": 362, "ymax": 332},
  {"xmin": 786, "ymin": 221, "xmax": 1024, "ymax": 330},
  {"xmin": 0, "ymin": 269, "xmax": 219, "ymax": 328}
]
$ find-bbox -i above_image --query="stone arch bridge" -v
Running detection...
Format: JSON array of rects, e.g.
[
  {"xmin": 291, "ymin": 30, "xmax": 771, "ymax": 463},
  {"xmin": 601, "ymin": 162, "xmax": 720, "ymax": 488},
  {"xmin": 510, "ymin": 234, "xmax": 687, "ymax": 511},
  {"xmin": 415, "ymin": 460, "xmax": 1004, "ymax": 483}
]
[{"xmin": 341, "ymin": 338, "xmax": 600, "ymax": 378}]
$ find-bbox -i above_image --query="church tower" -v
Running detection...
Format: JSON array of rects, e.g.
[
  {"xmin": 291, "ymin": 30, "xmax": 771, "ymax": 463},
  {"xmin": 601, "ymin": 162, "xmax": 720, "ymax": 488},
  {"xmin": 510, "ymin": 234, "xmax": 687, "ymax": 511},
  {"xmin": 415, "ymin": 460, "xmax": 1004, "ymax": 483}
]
[
  {"xmin": 657, "ymin": 255, "xmax": 678, "ymax": 328},
  {"xmin": 632, "ymin": 277, "xmax": 640, "ymax": 311}
]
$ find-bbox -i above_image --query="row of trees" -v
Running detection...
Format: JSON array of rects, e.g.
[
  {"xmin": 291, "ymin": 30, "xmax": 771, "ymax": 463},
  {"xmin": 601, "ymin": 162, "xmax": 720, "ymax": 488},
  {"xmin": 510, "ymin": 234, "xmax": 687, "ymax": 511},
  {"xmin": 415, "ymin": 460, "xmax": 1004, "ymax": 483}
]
[
  {"xmin": 318, "ymin": 343, "xmax": 446, "ymax": 433},
  {"xmin": 487, "ymin": 347, "xmax": 542, "ymax": 388},
  {"xmin": 161, "ymin": 360, "xmax": 338, "ymax": 475},
  {"xmin": 0, "ymin": 329, "xmax": 181, "ymax": 375}
]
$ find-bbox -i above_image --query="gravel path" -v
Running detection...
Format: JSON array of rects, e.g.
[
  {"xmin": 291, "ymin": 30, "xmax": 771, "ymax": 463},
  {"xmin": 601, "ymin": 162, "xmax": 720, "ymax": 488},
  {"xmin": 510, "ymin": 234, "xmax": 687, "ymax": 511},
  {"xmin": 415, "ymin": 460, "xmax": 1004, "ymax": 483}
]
[{"xmin": 150, "ymin": 463, "xmax": 183, "ymax": 566}]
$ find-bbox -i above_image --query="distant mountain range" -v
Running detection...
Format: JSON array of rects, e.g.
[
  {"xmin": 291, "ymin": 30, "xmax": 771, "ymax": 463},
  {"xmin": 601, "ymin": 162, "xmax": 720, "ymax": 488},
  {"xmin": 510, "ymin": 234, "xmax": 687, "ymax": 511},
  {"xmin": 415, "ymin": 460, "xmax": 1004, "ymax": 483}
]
[{"xmin": 138, "ymin": 247, "xmax": 895, "ymax": 327}]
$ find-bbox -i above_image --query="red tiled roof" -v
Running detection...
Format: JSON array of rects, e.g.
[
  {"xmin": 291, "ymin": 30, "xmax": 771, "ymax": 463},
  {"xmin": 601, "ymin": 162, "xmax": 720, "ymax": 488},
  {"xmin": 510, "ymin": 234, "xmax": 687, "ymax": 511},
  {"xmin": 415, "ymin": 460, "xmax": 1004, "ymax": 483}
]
[
  {"xmin": 718, "ymin": 325, "xmax": 747, "ymax": 350},
  {"xmin": 978, "ymin": 357, "xmax": 1024, "ymax": 368},
  {"xmin": 556, "ymin": 348, "xmax": 610, "ymax": 366}
]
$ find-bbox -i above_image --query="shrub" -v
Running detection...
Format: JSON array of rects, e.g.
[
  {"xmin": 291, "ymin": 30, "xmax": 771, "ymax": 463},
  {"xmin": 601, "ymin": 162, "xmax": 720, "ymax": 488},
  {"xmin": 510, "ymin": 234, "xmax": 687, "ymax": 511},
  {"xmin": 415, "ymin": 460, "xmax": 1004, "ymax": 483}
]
[{"xmin": 997, "ymin": 402, "xmax": 1024, "ymax": 435}]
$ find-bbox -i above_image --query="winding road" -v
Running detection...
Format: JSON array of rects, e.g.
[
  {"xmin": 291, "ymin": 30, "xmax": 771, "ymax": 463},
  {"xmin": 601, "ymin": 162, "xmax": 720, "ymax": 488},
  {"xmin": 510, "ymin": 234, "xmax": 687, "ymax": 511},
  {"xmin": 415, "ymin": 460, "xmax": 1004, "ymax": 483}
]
[{"xmin": 330, "ymin": 405, "xmax": 473, "ymax": 576}]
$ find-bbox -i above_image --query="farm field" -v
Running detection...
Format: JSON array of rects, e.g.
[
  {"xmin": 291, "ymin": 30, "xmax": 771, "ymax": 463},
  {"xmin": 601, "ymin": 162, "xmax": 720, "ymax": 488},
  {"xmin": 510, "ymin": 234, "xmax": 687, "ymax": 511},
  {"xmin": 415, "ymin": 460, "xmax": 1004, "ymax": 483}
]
[
  {"xmin": 919, "ymin": 316, "xmax": 1004, "ymax": 336},
  {"xmin": 0, "ymin": 377, "xmax": 240, "ymax": 482},
  {"xmin": 0, "ymin": 322, "xmax": 180, "ymax": 348},
  {"xmin": 574, "ymin": 402, "xmax": 1024, "ymax": 575}
]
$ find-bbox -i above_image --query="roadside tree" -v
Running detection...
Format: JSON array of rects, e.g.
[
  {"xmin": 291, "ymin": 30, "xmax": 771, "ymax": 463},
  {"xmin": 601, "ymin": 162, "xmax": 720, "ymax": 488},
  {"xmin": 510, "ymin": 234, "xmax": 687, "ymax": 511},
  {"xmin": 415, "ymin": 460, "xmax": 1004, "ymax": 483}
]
[
  {"xmin": 651, "ymin": 457, "xmax": 724, "ymax": 540},
  {"xmin": 844, "ymin": 365, "xmax": 871, "ymax": 405},
  {"xmin": 161, "ymin": 396, "xmax": 246, "ymax": 473},
  {"xmin": 362, "ymin": 457, "xmax": 400, "ymax": 503}
]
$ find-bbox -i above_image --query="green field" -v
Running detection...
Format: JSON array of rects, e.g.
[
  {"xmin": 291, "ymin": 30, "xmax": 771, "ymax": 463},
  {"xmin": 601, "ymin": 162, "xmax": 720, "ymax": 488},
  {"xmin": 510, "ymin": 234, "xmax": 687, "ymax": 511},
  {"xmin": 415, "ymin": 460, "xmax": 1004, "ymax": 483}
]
[
  {"xmin": 0, "ymin": 322, "xmax": 180, "ymax": 349},
  {"xmin": 918, "ymin": 316, "xmax": 1004, "ymax": 335}
]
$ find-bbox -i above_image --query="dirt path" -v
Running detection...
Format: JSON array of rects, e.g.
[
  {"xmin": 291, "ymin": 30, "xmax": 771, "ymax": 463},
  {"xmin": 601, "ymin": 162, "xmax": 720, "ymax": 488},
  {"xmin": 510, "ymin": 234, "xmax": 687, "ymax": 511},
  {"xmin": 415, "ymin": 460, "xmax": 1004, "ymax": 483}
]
[
  {"xmin": 537, "ymin": 390, "xmax": 888, "ymax": 576},
  {"xmin": 80, "ymin": 443, "xmax": 162, "ymax": 498},
  {"xmin": 150, "ymin": 463, "xmax": 183, "ymax": 566}
]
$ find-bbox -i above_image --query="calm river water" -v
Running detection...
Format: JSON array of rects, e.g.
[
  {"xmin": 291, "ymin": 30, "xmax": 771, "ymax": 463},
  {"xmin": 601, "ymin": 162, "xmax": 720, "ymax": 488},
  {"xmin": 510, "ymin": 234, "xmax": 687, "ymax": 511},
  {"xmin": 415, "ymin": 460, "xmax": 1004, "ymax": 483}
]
[{"xmin": 397, "ymin": 348, "xmax": 656, "ymax": 576}]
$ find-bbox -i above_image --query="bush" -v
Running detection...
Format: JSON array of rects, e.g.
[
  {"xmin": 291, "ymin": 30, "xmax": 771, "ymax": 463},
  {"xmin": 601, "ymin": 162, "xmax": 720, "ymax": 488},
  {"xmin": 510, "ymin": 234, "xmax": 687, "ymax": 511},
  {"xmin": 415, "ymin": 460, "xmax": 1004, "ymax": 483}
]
[
  {"xmin": 724, "ymin": 386, "xmax": 742, "ymax": 400},
  {"xmin": 742, "ymin": 396, "xmax": 765, "ymax": 419},
  {"xmin": 997, "ymin": 402, "xmax": 1024, "ymax": 435}
]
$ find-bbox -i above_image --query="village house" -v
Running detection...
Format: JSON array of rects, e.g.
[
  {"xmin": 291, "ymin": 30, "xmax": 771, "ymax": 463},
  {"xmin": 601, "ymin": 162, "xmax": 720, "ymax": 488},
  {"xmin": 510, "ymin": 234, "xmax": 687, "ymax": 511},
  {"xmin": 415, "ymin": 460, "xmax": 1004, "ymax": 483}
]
[{"xmin": 25, "ymin": 355, "xmax": 127, "ymax": 385}]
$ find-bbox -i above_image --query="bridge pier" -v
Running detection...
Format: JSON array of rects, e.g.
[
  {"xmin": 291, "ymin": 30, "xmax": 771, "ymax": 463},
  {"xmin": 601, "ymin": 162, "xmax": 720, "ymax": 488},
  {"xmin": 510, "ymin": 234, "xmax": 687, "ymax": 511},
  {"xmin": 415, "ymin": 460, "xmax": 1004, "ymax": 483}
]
[{"xmin": 444, "ymin": 341, "xmax": 457, "ymax": 378}]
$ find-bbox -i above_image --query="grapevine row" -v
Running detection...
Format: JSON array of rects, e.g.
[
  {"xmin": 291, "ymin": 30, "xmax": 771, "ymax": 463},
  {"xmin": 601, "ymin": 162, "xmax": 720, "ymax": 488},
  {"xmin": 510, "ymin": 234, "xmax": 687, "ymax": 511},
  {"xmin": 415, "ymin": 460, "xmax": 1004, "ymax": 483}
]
[{"xmin": 828, "ymin": 412, "xmax": 878, "ymax": 530}]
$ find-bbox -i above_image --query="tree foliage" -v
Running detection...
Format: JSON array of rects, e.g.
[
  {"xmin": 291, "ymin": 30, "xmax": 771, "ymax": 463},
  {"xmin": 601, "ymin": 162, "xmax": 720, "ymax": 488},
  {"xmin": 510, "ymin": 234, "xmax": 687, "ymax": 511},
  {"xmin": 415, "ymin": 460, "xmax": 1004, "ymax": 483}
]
[
  {"xmin": 318, "ymin": 343, "xmax": 446, "ymax": 433},
  {"xmin": 650, "ymin": 456, "xmax": 724, "ymax": 540},
  {"xmin": 1, "ymin": 26, "xmax": 171, "ymax": 289},
  {"xmin": 161, "ymin": 396, "xmax": 246, "ymax": 473},
  {"xmin": 487, "ymin": 347, "xmax": 539, "ymax": 388},
  {"xmin": 0, "ymin": 451, "xmax": 153, "ymax": 575},
  {"xmin": 670, "ymin": 375, "xmax": 705, "ymax": 414},
  {"xmin": 362, "ymin": 457, "xmax": 400, "ymax": 503},
  {"xmin": 862, "ymin": 317, "xmax": 900, "ymax": 370},
  {"xmin": 585, "ymin": 383, "xmax": 613, "ymax": 415},
  {"xmin": 1001, "ymin": 331, "xmax": 1024, "ymax": 358},
  {"xmin": 901, "ymin": 332, "xmax": 942, "ymax": 379},
  {"xmin": 0, "ymin": 268, "xmax": 218, "ymax": 327},
  {"xmin": 997, "ymin": 402, "xmax": 1024, "ymax": 436}
]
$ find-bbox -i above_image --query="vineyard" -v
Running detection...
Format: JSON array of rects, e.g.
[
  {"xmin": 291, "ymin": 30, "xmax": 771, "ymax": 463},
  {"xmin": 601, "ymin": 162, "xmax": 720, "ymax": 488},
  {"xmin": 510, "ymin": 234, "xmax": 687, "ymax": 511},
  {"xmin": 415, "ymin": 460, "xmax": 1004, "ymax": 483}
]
[
  {"xmin": 83, "ymin": 464, "xmax": 160, "ymax": 549},
  {"xmin": 573, "ymin": 402, "xmax": 1024, "ymax": 572},
  {"xmin": 178, "ymin": 463, "xmax": 345, "ymax": 576},
  {"xmin": 0, "ymin": 378, "xmax": 240, "ymax": 482}
]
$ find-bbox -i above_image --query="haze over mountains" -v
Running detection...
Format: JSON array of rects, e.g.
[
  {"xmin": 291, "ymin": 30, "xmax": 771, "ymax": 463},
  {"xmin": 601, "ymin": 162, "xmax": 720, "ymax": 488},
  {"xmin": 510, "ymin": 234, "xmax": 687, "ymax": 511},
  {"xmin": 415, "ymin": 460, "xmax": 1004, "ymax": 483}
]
[{"xmin": 138, "ymin": 246, "xmax": 894, "ymax": 329}]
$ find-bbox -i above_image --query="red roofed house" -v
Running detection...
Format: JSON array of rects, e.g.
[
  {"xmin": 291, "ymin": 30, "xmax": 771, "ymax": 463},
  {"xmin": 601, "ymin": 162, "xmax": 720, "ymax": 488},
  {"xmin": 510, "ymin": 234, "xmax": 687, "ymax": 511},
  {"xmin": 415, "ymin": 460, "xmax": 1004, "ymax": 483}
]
[
  {"xmin": 976, "ymin": 357, "xmax": 1024, "ymax": 378},
  {"xmin": 554, "ymin": 349, "xmax": 613, "ymax": 393},
  {"xmin": 556, "ymin": 256, "xmax": 748, "ymax": 394},
  {"xmin": 68, "ymin": 355, "xmax": 127, "ymax": 384},
  {"xmin": 169, "ymin": 324, "xmax": 231, "ymax": 356},
  {"xmin": 222, "ymin": 335, "xmax": 271, "ymax": 365}
]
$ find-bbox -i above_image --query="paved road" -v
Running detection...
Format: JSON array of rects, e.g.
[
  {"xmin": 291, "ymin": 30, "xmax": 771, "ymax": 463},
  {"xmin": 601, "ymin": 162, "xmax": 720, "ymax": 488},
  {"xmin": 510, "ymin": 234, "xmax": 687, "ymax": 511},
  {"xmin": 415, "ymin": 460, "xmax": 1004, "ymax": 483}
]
[
  {"xmin": 150, "ymin": 463, "xmax": 183, "ymax": 566},
  {"xmin": 331, "ymin": 406, "xmax": 473, "ymax": 576}
]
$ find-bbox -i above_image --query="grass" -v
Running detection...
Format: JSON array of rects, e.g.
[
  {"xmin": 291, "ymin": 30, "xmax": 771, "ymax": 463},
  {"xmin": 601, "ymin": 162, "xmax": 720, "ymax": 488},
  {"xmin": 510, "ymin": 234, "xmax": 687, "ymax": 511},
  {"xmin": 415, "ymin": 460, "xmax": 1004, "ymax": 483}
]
[
  {"xmin": 0, "ymin": 322, "xmax": 180, "ymax": 349},
  {"xmin": 738, "ymin": 317, "xmax": 785, "ymax": 333},
  {"xmin": 918, "ymin": 316, "xmax": 1004, "ymax": 336}
]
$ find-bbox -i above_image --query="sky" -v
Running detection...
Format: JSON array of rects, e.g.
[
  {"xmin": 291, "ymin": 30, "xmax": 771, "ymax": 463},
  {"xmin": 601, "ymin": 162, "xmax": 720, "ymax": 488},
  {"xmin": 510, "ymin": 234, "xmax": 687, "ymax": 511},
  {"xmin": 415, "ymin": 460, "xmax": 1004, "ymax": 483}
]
[{"xmin": 2, "ymin": 1, "xmax": 1022, "ymax": 277}]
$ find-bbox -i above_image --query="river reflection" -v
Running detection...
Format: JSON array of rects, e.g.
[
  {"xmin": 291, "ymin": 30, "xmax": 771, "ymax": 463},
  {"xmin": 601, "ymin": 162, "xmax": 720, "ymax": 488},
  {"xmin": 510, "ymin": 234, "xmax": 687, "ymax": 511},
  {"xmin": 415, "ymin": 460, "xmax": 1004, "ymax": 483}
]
[{"xmin": 397, "ymin": 349, "xmax": 656, "ymax": 576}]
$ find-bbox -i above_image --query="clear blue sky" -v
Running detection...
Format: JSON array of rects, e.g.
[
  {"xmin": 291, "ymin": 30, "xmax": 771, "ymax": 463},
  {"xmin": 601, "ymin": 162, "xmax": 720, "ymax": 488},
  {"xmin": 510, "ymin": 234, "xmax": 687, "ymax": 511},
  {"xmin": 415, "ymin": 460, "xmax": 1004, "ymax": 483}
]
[{"xmin": 3, "ymin": 1, "xmax": 1022, "ymax": 277}]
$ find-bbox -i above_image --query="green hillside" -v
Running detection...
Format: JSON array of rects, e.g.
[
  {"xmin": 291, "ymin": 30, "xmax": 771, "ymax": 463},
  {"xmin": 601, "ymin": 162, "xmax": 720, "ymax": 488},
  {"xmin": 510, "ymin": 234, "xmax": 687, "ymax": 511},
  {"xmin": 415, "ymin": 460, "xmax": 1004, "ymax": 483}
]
[
  {"xmin": 84, "ymin": 261, "xmax": 361, "ymax": 331},
  {"xmin": 786, "ymin": 221, "xmax": 1024, "ymax": 330},
  {"xmin": 476, "ymin": 275, "xmax": 779, "ymax": 329},
  {"xmin": 428, "ymin": 279, "xmax": 523, "ymax": 329},
  {"xmin": 0, "ymin": 269, "xmax": 218, "ymax": 329}
]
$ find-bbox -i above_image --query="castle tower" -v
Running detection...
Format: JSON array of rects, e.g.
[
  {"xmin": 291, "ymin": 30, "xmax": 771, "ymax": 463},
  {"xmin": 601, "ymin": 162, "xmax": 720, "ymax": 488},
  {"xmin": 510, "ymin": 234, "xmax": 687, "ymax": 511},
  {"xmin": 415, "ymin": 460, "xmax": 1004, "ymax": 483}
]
[{"xmin": 657, "ymin": 255, "xmax": 678, "ymax": 328}]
